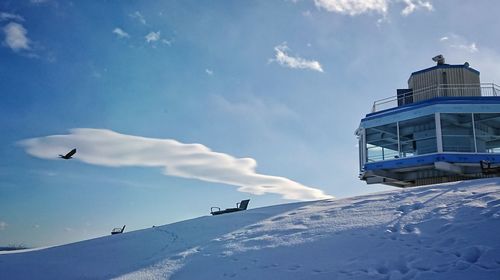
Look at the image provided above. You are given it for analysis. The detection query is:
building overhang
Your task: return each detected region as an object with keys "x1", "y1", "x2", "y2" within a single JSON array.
[
  {"x1": 361, "y1": 153, "x2": 500, "y2": 187},
  {"x1": 360, "y1": 96, "x2": 500, "y2": 129}
]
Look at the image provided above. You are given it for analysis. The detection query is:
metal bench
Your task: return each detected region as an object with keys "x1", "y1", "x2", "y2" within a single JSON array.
[
  {"x1": 111, "y1": 225, "x2": 126, "y2": 235},
  {"x1": 211, "y1": 199, "x2": 250, "y2": 216}
]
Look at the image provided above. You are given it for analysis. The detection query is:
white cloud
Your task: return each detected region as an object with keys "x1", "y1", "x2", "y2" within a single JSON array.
[
  {"x1": 0, "y1": 12, "x2": 24, "y2": 22},
  {"x1": 271, "y1": 42, "x2": 324, "y2": 72},
  {"x1": 162, "y1": 39, "x2": 172, "y2": 45},
  {"x1": 314, "y1": 0, "x2": 389, "y2": 15},
  {"x1": 145, "y1": 31, "x2": 160, "y2": 43},
  {"x1": 112, "y1": 28, "x2": 130, "y2": 38},
  {"x1": 3, "y1": 22, "x2": 30, "y2": 52},
  {"x1": 451, "y1": 42, "x2": 478, "y2": 53},
  {"x1": 0, "y1": 221, "x2": 7, "y2": 231},
  {"x1": 438, "y1": 34, "x2": 500, "y2": 82},
  {"x1": 130, "y1": 11, "x2": 146, "y2": 25},
  {"x1": 311, "y1": 0, "x2": 433, "y2": 16},
  {"x1": 440, "y1": 34, "x2": 478, "y2": 53},
  {"x1": 205, "y1": 69, "x2": 213, "y2": 75},
  {"x1": 19, "y1": 128, "x2": 331, "y2": 200},
  {"x1": 401, "y1": 0, "x2": 433, "y2": 16}
]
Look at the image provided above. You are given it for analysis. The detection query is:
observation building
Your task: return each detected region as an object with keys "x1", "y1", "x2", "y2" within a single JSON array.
[{"x1": 356, "y1": 55, "x2": 500, "y2": 187}]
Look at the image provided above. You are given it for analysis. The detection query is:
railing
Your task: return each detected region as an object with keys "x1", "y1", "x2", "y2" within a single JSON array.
[{"x1": 372, "y1": 83, "x2": 500, "y2": 113}]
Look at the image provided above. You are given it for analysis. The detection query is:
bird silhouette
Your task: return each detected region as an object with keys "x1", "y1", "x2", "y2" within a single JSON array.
[{"x1": 59, "y1": 148, "x2": 76, "y2": 159}]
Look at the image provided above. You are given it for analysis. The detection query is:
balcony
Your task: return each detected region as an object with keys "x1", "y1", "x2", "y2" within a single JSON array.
[{"x1": 372, "y1": 83, "x2": 500, "y2": 113}]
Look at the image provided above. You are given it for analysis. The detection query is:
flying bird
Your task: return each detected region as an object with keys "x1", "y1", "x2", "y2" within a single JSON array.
[{"x1": 59, "y1": 148, "x2": 76, "y2": 159}]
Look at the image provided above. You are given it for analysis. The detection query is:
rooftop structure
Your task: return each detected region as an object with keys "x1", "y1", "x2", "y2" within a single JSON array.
[{"x1": 356, "y1": 55, "x2": 500, "y2": 187}]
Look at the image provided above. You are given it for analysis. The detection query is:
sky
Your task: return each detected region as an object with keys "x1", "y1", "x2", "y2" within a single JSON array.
[{"x1": 0, "y1": 0, "x2": 499, "y2": 247}]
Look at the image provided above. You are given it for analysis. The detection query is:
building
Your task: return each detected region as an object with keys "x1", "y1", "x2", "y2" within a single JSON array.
[{"x1": 356, "y1": 55, "x2": 500, "y2": 187}]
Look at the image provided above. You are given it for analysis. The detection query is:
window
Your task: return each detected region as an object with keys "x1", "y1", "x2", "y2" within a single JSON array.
[
  {"x1": 474, "y1": 113, "x2": 500, "y2": 153},
  {"x1": 441, "y1": 113, "x2": 475, "y2": 152},
  {"x1": 365, "y1": 122, "x2": 399, "y2": 162},
  {"x1": 399, "y1": 114, "x2": 437, "y2": 157}
]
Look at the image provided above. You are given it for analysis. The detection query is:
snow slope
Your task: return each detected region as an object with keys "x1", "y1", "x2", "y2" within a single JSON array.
[{"x1": 1, "y1": 178, "x2": 500, "y2": 279}]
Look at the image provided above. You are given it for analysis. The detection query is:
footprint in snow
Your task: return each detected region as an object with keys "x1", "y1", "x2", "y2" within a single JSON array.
[
  {"x1": 270, "y1": 216, "x2": 286, "y2": 222},
  {"x1": 486, "y1": 199, "x2": 500, "y2": 207},
  {"x1": 396, "y1": 202, "x2": 424, "y2": 214},
  {"x1": 459, "y1": 246, "x2": 483, "y2": 264},
  {"x1": 309, "y1": 214, "x2": 324, "y2": 221},
  {"x1": 436, "y1": 223, "x2": 453, "y2": 233},
  {"x1": 288, "y1": 264, "x2": 301, "y2": 271}
]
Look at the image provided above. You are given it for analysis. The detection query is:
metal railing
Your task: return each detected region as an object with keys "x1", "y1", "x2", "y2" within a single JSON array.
[{"x1": 372, "y1": 83, "x2": 500, "y2": 113}]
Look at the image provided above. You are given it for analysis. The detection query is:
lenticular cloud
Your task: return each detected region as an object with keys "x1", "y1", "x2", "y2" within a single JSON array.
[{"x1": 19, "y1": 128, "x2": 331, "y2": 200}]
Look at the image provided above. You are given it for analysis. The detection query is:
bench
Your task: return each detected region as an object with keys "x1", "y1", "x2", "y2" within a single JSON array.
[
  {"x1": 211, "y1": 199, "x2": 250, "y2": 216},
  {"x1": 111, "y1": 225, "x2": 126, "y2": 235}
]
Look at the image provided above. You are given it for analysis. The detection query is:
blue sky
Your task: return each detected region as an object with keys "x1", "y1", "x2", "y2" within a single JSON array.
[{"x1": 1, "y1": 0, "x2": 499, "y2": 247}]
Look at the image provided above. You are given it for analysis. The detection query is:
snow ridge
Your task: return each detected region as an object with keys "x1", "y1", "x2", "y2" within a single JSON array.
[{"x1": 1, "y1": 178, "x2": 500, "y2": 279}]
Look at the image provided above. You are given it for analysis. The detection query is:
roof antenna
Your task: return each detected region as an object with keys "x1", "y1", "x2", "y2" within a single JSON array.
[{"x1": 432, "y1": 54, "x2": 445, "y2": 65}]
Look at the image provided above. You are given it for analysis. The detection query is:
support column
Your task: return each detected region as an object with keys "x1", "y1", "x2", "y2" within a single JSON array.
[
  {"x1": 397, "y1": 121, "x2": 401, "y2": 157},
  {"x1": 471, "y1": 113, "x2": 478, "y2": 153},
  {"x1": 435, "y1": 113, "x2": 443, "y2": 153}
]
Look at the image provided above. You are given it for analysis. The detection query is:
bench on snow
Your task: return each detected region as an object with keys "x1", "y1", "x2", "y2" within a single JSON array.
[
  {"x1": 211, "y1": 199, "x2": 250, "y2": 216},
  {"x1": 111, "y1": 225, "x2": 126, "y2": 235}
]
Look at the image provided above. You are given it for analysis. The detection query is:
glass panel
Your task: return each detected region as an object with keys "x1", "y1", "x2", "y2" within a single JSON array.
[
  {"x1": 441, "y1": 113, "x2": 475, "y2": 152},
  {"x1": 359, "y1": 136, "x2": 364, "y2": 171},
  {"x1": 365, "y1": 122, "x2": 399, "y2": 162},
  {"x1": 399, "y1": 114, "x2": 437, "y2": 157},
  {"x1": 474, "y1": 113, "x2": 500, "y2": 153}
]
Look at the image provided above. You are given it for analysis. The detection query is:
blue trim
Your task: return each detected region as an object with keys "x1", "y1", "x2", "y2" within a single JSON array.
[
  {"x1": 410, "y1": 64, "x2": 480, "y2": 76},
  {"x1": 364, "y1": 97, "x2": 500, "y2": 120},
  {"x1": 364, "y1": 153, "x2": 500, "y2": 171}
]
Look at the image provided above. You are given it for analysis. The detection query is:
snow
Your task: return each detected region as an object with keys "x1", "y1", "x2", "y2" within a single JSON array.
[{"x1": 1, "y1": 178, "x2": 500, "y2": 279}]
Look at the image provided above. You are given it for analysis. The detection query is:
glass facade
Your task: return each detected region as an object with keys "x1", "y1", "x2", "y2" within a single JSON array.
[
  {"x1": 474, "y1": 113, "x2": 500, "y2": 153},
  {"x1": 366, "y1": 122, "x2": 398, "y2": 162},
  {"x1": 399, "y1": 115, "x2": 437, "y2": 157},
  {"x1": 362, "y1": 113, "x2": 500, "y2": 164},
  {"x1": 441, "y1": 113, "x2": 475, "y2": 152},
  {"x1": 365, "y1": 114, "x2": 436, "y2": 162}
]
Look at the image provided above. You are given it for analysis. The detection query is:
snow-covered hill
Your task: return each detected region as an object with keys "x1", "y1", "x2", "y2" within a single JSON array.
[{"x1": 1, "y1": 178, "x2": 500, "y2": 280}]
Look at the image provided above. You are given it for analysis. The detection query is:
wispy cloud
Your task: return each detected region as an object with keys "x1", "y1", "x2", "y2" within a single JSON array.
[
  {"x1": 271, "y1": 42, "x2": 324, "y2": 72},
  {"x1": 2, "y1": 22, "x2": 31, "y2": 52},
  {"x1": 453, "y1": 42, "x2": 478, "y2": 53},
  {"x1": 205, "y1": 69, "x2": 214, "y2": 75},
  {"x1": 0, "y1": 221, "x2": 7, "y2": 231},
  {"x1": 162, "y1": 38, "x2": 172, "y2": 46},
  {"x1": 0, "y1": 12, "x2": 24, "y2": 22},
  {"x1": 145, "y1": 31, "x2": 160, "y2": 43},
  {"x1": 313, "y1": 0, "x2": 389, "y2": 15},
  {"x1": 130, "y1": 11, "x2": 146, "y2": 25},
  {"x1": 401, "y1": 0, "x2": 433, "y2": 16},
  {"x1": 112, "y1": 28, "x2": 130, "y2": 39},
  {"x1": 439, "y1": 33, "x2": 478, "y2": 53},
  {"x1": 19, "y1": 129, "x2": 331, "y2": 200},
  {"x1": 437, "y1": 33, "x2": 500, "y2": 82},
  {"x1": 312, "y1": 0, "x2": 433, "y2": 16}
]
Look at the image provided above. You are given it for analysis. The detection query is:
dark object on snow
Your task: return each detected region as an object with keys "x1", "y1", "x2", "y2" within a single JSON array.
[
  {"x1": 59, "y1": 148, "x2": 76, "y2": 159},
  {"x1": 211, "y1": 199, "x2": 250, "y2": 216},
  {"x1": 480, "y1": 160, "x2": 500, "y2": 174},
  {"x1": 111, "y1": 225, "x2": 126, "y2": 235}
]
